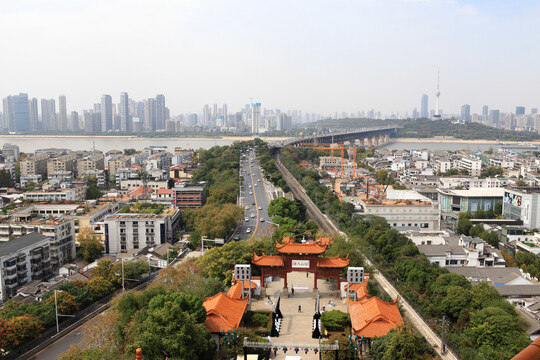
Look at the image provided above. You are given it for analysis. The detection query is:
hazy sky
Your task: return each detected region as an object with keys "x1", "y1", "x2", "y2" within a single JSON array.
[{"x1": 2, "y1": 0, "x2": 539, "y2": 116}]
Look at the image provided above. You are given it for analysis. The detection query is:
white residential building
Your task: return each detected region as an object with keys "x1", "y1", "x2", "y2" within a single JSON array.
[
  {"x1": 457, "y1": 157, "x2": 482, "y2": 177},
  {"x1": 0, "y1": 233, "x2": 52, "y2": 302}
]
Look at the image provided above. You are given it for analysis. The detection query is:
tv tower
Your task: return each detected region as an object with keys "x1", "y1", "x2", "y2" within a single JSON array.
[{"x1": 434, "y1": 70, "x2": 441, "y2": 119}]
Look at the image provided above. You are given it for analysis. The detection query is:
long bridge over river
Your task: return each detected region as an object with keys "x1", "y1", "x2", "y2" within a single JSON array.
[{"x1": 271, "y1": 126, "x2": 398, "y2": 150}]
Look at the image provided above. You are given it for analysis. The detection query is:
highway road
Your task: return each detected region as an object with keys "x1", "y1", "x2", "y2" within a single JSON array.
[{"x1": 236, "y1": 148, "x2": 274, "y2": 240}]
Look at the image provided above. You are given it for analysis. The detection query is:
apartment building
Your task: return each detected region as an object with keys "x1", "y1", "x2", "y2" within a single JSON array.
[
  {"x1": 104, "y1": 209, "x2": 181, "y2": 254},
  {"x1": 47, "y1": 153, "x2": 78, "y2": 177},
  {"x1": 356, "y1": 190, "x2": 439, "y2": 231},
  {"x1": 2, "y1": 143, "x2": 20, "y2": 163},
  {"x1": 20, "y1": 154, "x2": 49, "y2": 178},
  {"x1": 434, "y1": 159, "x2": 452, "y2": 174},
  {"x1": 171, "y1": 183, "x2": 207, "y2": 210},
  {"x1": 23, "y1": 181, "x2": 86, "y2": 202},
  {"x1": 0, "y1": 232, "x2": 52, "y2": 302},
  {"x1": 108, "y1": 156, "x2": 131, "y2": 180},
  {"x1": 438, "y1": 177, "x2": 511, "y2": 190},
  {"x1": 77, "y1": 153, "x2": 105, "y2": 177},
  {"x1": 456, "y1": 157, "x2": 482, "y2": 177},
  {"x1": 0, "y1": 218, "x2": 75, "y2": 270}
]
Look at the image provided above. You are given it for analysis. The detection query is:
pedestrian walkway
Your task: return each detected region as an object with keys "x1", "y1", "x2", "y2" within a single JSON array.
[{"x1": 251, "y1": 271, "x2": 347, "y2": 360}]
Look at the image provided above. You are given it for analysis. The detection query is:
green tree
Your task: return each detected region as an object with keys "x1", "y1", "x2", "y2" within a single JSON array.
[
  {"x1": 123, "y1": 148, "x2": 137, "y2": 156},
  {"x1": 10, "y1": 314, "x2": 44, "y2": 343},
  {"x1": 77, "y1": 228, "x2": 103, "y2": 262},
  {"x1": 88, "y1": 276, "x2": 114, "y2": 299},
  {"x1": 457, "y1": 213, "x2": 472, "y2": 235},
  {"x1": 0, "y1": 169, "x2": 12, "y2": 187},
  {"x1": 376, "y1": 169, "x2": 394, "y2": 185},
  {"x1": 0, "y1": 318, "x2": 18, "y2": 351},
  {"x1": 45, "y1": 291, "x2": 78, "y2": 315},
  {"x1": 370, "y1": 324, "x2": 436, "y2": 360},
  {"x1": 126, "y1": 293, "x2": 216, "y2": 359}
]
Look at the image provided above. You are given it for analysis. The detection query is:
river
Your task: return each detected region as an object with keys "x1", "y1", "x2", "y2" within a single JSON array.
[{"x1": 0, "y1": 135, "x2": 532, "y2": 153}]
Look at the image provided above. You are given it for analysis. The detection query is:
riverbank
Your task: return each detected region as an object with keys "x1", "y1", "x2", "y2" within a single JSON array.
[
  {"x1": 0, "y1": 134, "x2": 293, "y2": 141},
  {"x1": 393, "y1": 137, "x2": 540, "y2": 145}
]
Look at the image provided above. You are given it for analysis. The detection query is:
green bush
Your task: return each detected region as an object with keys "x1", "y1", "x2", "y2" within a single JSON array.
[{"x1": 321, "y1": 310, "x2": 350, "y2": 331}]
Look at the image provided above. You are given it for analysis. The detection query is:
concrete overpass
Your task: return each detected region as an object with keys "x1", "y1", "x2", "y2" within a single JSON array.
[{"x1": 271, "y1": 127, "x2": 398, "y2": 151}]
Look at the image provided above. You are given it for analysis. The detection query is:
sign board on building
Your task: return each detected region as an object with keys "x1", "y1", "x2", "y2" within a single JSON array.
[
  {"x1": 234, "y1": 264, "x2": 251, "y2": 281},
  {"x1": 347, "y1": 267, "x2": 364, "y2": 284},
  {"x1": 157, "y1": 259, "x2": 168, "y2": 269},
  {"x1": 504, "y1": 192, "x2": 522, "y2": 207},
  {"x1": 291, "y1": 260, "x2": 310, "y2": 268}
]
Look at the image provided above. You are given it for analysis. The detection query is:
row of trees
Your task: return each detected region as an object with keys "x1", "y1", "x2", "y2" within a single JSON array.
[
  {"x1": 267, "y1": 197, "x2": 318, "y2": 239},
  {"x1": 0, "y1": 259, "x2": 149, "y2": 353}
]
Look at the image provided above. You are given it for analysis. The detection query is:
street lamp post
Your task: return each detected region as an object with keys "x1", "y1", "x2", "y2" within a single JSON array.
[{"x1": 54, "y1": 290, "x2": 75, "y2": 333}]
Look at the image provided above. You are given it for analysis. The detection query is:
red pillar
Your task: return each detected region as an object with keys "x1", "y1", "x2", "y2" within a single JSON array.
[
  {"x1": 336, "y1": 274, "x2": 341, "y2": 290},
  {"x1": 260, "y1": 268, "x2": 265, "y2": 287},
  {"x1": 314, "y1": 272, "x2": 318, "y2": 290},
  {"x1": 283, "y1": 271, "x2": 288, "y2": 289}
]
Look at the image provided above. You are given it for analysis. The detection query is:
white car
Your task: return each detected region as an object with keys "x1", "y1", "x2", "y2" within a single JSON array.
[
  {"x1": 251, "y1": 213, "x2": 256, "y2": 218},
  {"x1": 246, "y1": 228, "x2": 251, "y2": 233},
  {"x1": 245, "y1": 217, "x2": 249, "y2": 222},
  {"x1": 258, "y1": 206, "x2": 262, "y2": 210},
  {"x1": 260, "y1": 218, "x2": 265, "y2": 222},
  {"x1": 249, "y1": 191, "x2": 253, "y2": 195}
]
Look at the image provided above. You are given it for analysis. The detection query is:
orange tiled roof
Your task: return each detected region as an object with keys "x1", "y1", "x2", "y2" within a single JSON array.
[
  {"x1": 128, "y1": 186, "x2": 154, "y2": 196},
  {"x1": 227, "y1": 281, "x2": 257, "y2": 299},
  {"x1": 317, "y1": 255, "x2": 349, "y2": 268},
  {"x1": 156, "y1": 188, "x2": 172, "y2": 195},
  {"x1": 316, "y1": 237, "x2": 333, "y2": 246},
  {"x1": 275, "y1": 241, "x2": 327, "y2": 254},
  {"x1": 252, "y1": 253, "x2": 284, "y2": 267},
  {"x1": 131, "y1": 164, "x2": 142, "y2": 171},
  {"x1": 345, "y1": 277, "x2": 370, "y2": 301},
  {"x1": 512, "y1": 336, "x2": 540, "y2": 359},
  {"x1": 282, "y1": 236, "x2": 294, "y2": 243},
  {"x1": 350, "y1": 297, "x2": 403, "y2": 338},
  {"x1": 203, "y1": 292, "x2": 248, "y2": 333}
]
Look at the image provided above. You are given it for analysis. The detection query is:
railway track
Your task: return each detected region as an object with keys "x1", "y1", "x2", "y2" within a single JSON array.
[{"x1": 274, "y1": 154, "x2": 339, "y2": 235}]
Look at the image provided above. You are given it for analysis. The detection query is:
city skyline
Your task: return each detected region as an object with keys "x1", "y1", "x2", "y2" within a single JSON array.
[{"x1": 1, "y1": 1, "x2": 539, "y2": 115}]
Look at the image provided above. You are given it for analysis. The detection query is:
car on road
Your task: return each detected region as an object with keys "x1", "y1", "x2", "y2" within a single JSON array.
[
  {"x1": 258, "y1": 179, "x2": 261, "y2": 182},
  {"x1": 246, "y1": 228, "x2": 251, "y2": 233},
  {"x1": 254, "y1": 184, "x2": 257, "y2": 187},
  {"x1": 234, "y1": 234, "x2": 241, "y2": 241},
  {"x1": 251, "y1": 213, "x2": 256, "y2": 218},
  {"x1": 258, "y1": 206, "x2": 262, "y2": 210},
  {"x1": 260, "y1": 218, "x2": 265, "y2": 222},
  {"x1": 245, "y1": 206, "x2": 249, "y2": 210},
  {"x1": 249, "y1": 185, "x2": 252, "y2": 189},
  {"x1": 249, "y1": 191, "x2": 253, "y2": 195},
  {"x1": 252, "y1": 201, "x2": 255, "y2": 205},
  {"x1": 245, "y1": 217, "x2": 249, "y2": 222}
]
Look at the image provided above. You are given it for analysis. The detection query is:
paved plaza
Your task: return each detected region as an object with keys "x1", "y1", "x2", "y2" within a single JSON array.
[{"x1": 250, "y1": 271, "x2": 348, "y2": 360}]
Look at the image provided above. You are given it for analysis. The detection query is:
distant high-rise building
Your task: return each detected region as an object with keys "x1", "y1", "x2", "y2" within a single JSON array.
[
  {"x1": 411, "y1": 107, "x2": 419, "y2": 119},
  {"x1": 101, "y1": 95, "x2": 113, "y2": 132},
  {"x1": 420, "y1": 94, "x2": 428, "y2": 118},
  {"x1": 41, "y1": 98, "x2": 56, "y2": 131},
  {"x1": 119, "y1": 92, "x2": 131, "y2": 132},
  {"x1": 489, "y1": 110, "x2": 501, "y2": 128},
  {"x1": 277, "y1": 113, "x2": 292, "y2": 131},
  {"x1": 58, "y1": 95, "x2": 67, "y2": 131},
  {"x1": 482, "y1": 105, "x2": 489, "y2": 116},
  {"x1": 532, "y1": 108, "x2": 538, "y2": 115},
  {"x1": 433, "y1": 70, "x2": 441, "y2": 119},
  {"x1": 156, "y1": 94, "x2": 166, "y2": 130},
  {"x1": 202, "y1": 104, "x2": 210, "y2": 126},
  {"x1": 3, "y1": 93, "x2": 30, "y2": 131},
  {"x1": 71, "y1": 111, "x2": 79, "y2": 132},
  {"x1": 516, "y1": 106, "x2": 525, "y2": 115},
  {"x1": 222, "y1": 104, "x2": 228, "y2": 125},
  {"x1": 461, "y1": 104, "x2": 471, "y2": 122},
  {"x1": 29, "y1": 98, "x2": 38, "y2": 131},
  {"x1": 251, "y1": 103, "x2": 261, "y2": 134},
  {"x1": 144, "y1": 98, "x2": 157, "y2": 131}
]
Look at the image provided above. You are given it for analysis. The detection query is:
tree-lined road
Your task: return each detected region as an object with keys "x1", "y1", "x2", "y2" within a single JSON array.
[{"x1": 236, "y1": 148, "x2": 273, "y2": 240}]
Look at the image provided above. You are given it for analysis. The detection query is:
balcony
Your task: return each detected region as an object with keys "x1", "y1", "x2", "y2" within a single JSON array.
[
  {"x1": 17, "y1": 256, "x2": 26, "y2": 263},
  {"x1": 3, "y1": 272, "x2": 17, "y2": 280},
  {"x1": 3, "y1": 262, "x2": 16, "y2": 270}
]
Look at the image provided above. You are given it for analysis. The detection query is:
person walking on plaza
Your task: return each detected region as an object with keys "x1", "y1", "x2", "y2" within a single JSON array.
[
  {"x1": 291, "y1": 286, "x2": 294, "y2": 295},
  {"x1": 298, "y1": 305, "x2": 301, "y2": 312}
]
